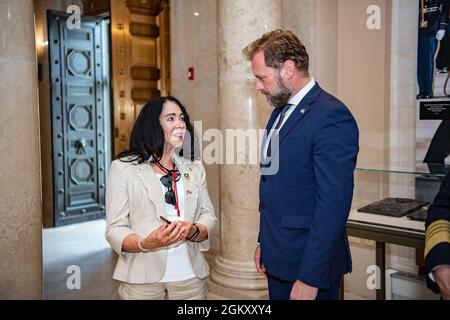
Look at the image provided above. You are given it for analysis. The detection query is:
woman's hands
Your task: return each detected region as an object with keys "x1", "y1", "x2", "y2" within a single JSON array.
[
  {"x1": 180, "y1": 222, "x2": 208, "y2": 242},
  {"x1": 140, "y1": 221, "x2": 186, "y2": 250},
  {"x1": 122, "y1": 221, "x2": 208, "y2": 253},
  {"x1": 180, "y1": 221, "x2": 196, "y2": 241}
]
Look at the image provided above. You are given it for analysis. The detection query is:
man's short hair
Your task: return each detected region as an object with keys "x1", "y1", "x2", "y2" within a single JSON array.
[{"x1": 242, "y1": 29, "x2": 309, "y2": 77}]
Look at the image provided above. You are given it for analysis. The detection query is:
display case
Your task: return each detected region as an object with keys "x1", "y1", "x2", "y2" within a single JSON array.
[{"x1": 346, "y1": 161, "x2": 448, "y2": 300}]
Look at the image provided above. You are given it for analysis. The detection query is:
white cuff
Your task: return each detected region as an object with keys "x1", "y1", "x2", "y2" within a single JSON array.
[{"x1": 429, "y1": 264, "x2": 450, "y2": 282}]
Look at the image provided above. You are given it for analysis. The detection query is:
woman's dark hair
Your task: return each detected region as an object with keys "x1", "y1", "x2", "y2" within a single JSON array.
[{"x1": 117, "y1": 96, "x2": 197, "y2": 163}]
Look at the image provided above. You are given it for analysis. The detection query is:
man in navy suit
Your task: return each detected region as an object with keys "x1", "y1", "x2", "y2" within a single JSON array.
[{"x1": 243, "y1": 29, "x2": 359, "y2": 300}]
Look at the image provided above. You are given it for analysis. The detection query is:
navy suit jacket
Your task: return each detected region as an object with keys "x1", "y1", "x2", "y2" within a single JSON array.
[{"x1": 259, "y1": 83, "x2": 359, "y2": 289}]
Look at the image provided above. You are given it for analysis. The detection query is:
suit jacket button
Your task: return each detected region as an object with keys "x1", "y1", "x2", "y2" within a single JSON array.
[
  {"x1": 261, "y1": 176, "x2": 266, "y2": 182},
  {"x1": 260, "y1": 204, "x2": 265, "y2": 210}
]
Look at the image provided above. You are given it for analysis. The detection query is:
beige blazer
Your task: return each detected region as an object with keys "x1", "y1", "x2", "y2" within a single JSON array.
[{"x1": 105, "y1": 153, "x2": 217, "y2": 284}]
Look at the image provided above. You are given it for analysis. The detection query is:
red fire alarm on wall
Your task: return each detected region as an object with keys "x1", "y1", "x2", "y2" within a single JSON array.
[{"x1": 188, "y1": 67, "x2": 194, "y2": 80}]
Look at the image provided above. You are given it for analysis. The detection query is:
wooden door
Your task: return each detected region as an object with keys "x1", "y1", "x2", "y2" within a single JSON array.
[{"x1": 111, "y1": 0, "x2": 171, "y2": 155}]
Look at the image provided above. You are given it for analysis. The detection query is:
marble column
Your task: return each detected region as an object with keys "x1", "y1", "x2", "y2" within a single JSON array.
[
  {"x1": 387, "y1": 0, "x2": 421, "y2": 275},
  {"x1": 209, "y1": 0, "x2": 282, "y2": 292},
  {"x1": 282, "y1": 0, "x2": 317, "y2": 76},
  {"x1": 389, "y1": 0, "x2": 418, "y2": 170},
  {"x1": 0, "y1": 0, "x2": 43, "y2": 299}
]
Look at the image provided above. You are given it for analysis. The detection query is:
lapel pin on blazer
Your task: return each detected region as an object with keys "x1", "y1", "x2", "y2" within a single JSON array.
[
  {"x1": 300, "y1": 108, "x2": 305, "y2": 113},
  {"x1": 184, "y1": 173, "x2": 190, "y2": 181}
]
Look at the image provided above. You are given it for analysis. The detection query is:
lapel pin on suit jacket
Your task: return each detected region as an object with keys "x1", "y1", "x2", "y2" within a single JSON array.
[{"x1": 300, "y1": 108, "x2": 305, "y2": 113}]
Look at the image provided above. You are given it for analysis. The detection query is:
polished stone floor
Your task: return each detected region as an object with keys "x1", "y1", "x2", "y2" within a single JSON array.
[
  {"x1": 43, "y1": 219, "x2": 119, "y2": 299},
  {"x1": 43, "y1": 219, "x2": 362, "y2": 300},
  {"x1": 43, "y1": 219, "x2": 226, "y2": 300}
]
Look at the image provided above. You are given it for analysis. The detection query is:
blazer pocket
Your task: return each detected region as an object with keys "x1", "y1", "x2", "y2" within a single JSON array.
[{"x1": 281, "y1": 215, "x2": 313, "y2": 229}]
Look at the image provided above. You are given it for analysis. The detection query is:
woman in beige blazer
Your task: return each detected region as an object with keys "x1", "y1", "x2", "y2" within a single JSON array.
[{"x1": 105, "y1": 96, "x2": 216, "y2": 300}]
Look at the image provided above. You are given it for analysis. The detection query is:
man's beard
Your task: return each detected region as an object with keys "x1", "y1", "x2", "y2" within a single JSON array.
[{"x1": 263, "y1": 74, "x2": 292, "y2": 107}]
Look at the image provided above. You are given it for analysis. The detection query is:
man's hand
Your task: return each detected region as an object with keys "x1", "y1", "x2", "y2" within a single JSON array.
[
  {"x1": 290, "y1": 280, "x2": 318, "y2": 300},
  {"x1": 433, "y1": 265, "x2": 450, "y2": 300},
  {"x1": 254, "y1": 245, "x2": 267, "y2": 277}
]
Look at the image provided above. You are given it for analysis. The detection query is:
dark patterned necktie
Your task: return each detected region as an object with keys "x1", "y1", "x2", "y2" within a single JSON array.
[
  {"x1": 274, "y1": 104, "x2": 291, "y2": 129},
  {"x1": 266, "y1": 104, "x2": 291, "y2": 158}
]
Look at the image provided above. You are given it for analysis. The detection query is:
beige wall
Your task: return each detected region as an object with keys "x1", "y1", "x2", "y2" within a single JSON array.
[
  {"x1": 0, "y1": 0, "x2": 43, "y2": 299},
  {"x1": 283, "y1": 0, "x2": 317, "y2": 76},
  {"x1": 170, "y1": 0, "x2": 221, "y2": 256},
  {"x1": 337, "y1": 0, "x2": 390, "y2": 165},
  {"x1": 284, "y1": 0, "x2": 391, "y2": 165},
  {"x1": 337, "y1": 0, "x2": 390, "y2": 300},
  {"x1": 282, "y1": 0, "x2": 338, "y2": 95},
  {"x1": 315, "y1": 0, "x2": 338, "y2": 95}
]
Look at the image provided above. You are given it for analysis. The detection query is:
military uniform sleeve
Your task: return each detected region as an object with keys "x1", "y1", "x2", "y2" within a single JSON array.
[
  {"x1": 425, "y1": 172, "x2": 450, "y2": 293},
  {"x1": 440, "y1": 0, "x2": 450, "y2": 31}
]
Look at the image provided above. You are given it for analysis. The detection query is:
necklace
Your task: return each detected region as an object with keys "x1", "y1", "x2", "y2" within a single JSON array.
[
  {"x1": 154, "y1": 160, "x2": 181, "y2": 217},
  {"x1": 155, "y1": 160, "x2": 180, "y2": 181}
]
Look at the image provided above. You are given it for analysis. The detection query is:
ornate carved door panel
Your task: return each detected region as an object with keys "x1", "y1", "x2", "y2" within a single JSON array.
[{"x1": 47, "y1": 10, "x2": 108, "y2": 226}]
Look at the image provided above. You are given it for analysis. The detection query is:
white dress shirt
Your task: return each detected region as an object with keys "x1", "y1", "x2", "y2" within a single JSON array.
[
  {"x1": 156, "y1": 173, "x2": 196, "y2": 282},
  {"x1": 428, "y1": 264, "x2": 450, "y2": 283}
]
